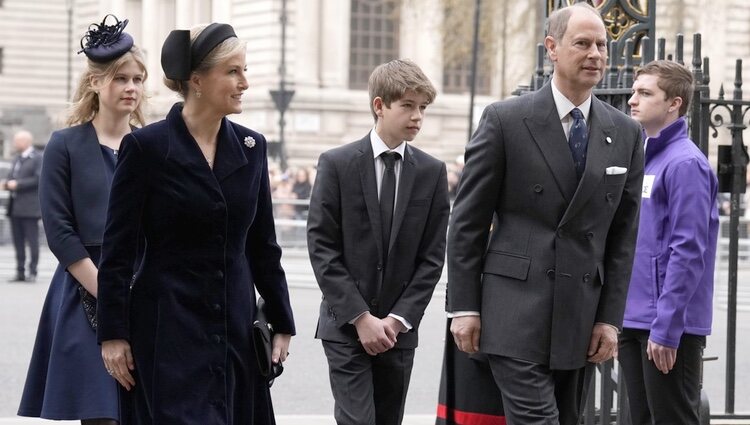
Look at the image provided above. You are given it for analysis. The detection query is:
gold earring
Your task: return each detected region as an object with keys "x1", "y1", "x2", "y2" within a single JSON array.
[{"x1": 196, "y1": 90, "x2": 202, "y2": 98}]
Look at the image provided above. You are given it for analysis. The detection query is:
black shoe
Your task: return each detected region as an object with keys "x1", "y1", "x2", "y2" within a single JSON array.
[
  {"x1": 8, "y1": 275, "x2": 26, "y2": 283},
  {"x1": 27, "y1": 274, "x2": 37, "y2": 283}
]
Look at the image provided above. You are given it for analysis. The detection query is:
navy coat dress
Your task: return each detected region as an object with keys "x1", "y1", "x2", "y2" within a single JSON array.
[
  {"x1": 97, "y1": 104, "x2": 296, "y2": 425},
  {"x1": 18, "y1": 122, "x2": 121, "y2": 420}
]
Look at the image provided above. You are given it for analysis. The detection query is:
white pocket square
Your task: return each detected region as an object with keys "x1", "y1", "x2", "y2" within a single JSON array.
[{"x1": 605, "y1": 166, "x2": 628, "y2": 175}]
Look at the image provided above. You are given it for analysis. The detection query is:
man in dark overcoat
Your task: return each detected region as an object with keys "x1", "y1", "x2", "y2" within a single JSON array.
[{"x1": 3, "y1": 130, "x2": 42, "y2": 282}]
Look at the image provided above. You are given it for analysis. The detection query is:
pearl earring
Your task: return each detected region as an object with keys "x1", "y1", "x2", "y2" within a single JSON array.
[{"x1": 196, "y1": 90, "x2": 202, "y2": 99}]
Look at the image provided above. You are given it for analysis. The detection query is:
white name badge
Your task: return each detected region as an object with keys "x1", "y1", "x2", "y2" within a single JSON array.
[{"x1": 642, "y1": 175, "x2": 655, "y2": 198}]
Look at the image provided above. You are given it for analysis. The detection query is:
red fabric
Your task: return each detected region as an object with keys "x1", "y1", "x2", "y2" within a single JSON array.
[{"x1": 437, "y1": 404, "x2": 507, "y2": 425}]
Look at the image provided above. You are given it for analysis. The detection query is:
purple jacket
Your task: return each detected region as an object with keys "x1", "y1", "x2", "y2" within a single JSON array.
[{"x1": 623, "y1": 117, "x2": 718, "y2": 348}]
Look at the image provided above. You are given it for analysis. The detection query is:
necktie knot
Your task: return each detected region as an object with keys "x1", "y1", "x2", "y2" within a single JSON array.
[
  {"x1": 570, "y1": 108, "x2": 584, "y2": 120},
  {"x1": 381, "y1": 151, "x2": 400, "y2": 170}
]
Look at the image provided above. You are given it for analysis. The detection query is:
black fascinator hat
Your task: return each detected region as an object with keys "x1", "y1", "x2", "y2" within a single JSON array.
[
  {"x1": 79, "y1": 14, "x2": 134, "y2": 63},
  {"x1": 161, "y1": 23, "x2": 237, "y2": 81}
]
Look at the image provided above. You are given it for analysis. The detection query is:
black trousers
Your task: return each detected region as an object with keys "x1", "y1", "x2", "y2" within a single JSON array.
[
  {"x1": 322, "y1": 340, "x2": 415, "y2": 425},
  {"x1": 619, "y1": 328, "x2": 705, "y2": 425},
  {"x1": 487, "y1": 354, "x2": 594, "y2": 425},
  {"x1": 10, "y1": 217, "x2": 39, "y2": 277}
]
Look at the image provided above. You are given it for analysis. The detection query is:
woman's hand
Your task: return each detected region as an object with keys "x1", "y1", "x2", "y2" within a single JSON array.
[
  {"x1": 102, "y1": 339, "x2": 136, "y2": 390},
  {"x1": 272, "y1": 333, "x2": 292, "y2": 364}
]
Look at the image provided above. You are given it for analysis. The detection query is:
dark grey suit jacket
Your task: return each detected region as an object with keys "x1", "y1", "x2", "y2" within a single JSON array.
[
  {"x1": 308, "y1": 135, "x2": 450, "y2": 349},
  {"x1": 6, "y1": 149, "x2": 42, "y2": 218},
  {"x1": 447, "y1": 84, "x2": 644, "y2": 369}
]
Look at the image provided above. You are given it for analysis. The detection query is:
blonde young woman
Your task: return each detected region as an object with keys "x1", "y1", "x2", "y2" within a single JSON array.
[
  {"x1": 96, "y1": 22, "x2": 295, "y2": 424},
  {"x1": 18, "y1": 15, "x2": 146, "y2": 425}
]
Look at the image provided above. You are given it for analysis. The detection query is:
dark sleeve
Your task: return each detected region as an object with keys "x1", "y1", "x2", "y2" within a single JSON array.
[
  {"x1": 14, "y1": 153, "x2": 42, "y2": 193},
  {"x1": 389, "y1": 162, "x2": 450, "y2": 328},
  {"x1": 246, "y1": 134, "x2": 296, "y2": 335},
  {"x1": 596, "y1": 124, "x2": 645, "y2": 327},
  {"x1": 39, "y1": 132, "x2": 90, "y2": 268},
  {"x1": 307, "y1": 152, "x2": 370, "y2": 325},
  {"x1": 447, "y1": 104, "x2": 506, "y2": 312},
  {"x1": 97, "y1": 133, "x2": 149, "y2": 343}
]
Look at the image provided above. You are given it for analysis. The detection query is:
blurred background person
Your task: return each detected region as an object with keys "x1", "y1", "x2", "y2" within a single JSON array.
[
  {"x1": 2, "y1": 130, "x2": 42, "y2": 283},
  {"x1": 17, "y1": 15, "x2": 146, "y2": 425},
  {"x1": 97, "y1": 22, "x2": 295, "y2": 425}
]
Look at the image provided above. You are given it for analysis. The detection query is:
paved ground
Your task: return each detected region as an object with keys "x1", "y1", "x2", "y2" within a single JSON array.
[{"x1": 1, "y1": 243, "x2": 749, "y2": 424}]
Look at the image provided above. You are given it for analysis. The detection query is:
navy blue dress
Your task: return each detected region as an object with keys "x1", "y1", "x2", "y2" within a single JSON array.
[{"x1": 18, "y1": 137, "x2": 120, "y2": 421}]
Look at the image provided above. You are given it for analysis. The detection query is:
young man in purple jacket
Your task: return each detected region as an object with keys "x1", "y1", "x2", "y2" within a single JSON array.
[{"x1": 621, "y1": 60, "x2": 719, "y2": 424}]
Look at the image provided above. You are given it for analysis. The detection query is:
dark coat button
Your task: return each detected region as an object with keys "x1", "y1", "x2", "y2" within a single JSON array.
[
  {"x1": 546, "y1": 269, "x2": 555, "y2": 279},
  {"x1": 370, "y1": 298, "x2": 378, "y2": 306},
  {"x1": 586, "y1": 232, "x2": 594, "y2": 240},
  {"x1": 211, "y1": 334, "x2": 222, "y2": 344},
  {"x1": 533, "y1": 184, "x2": 543, "y2": 193},
  {"x1": 376, "y1": 263, "x2": 383, "y2": 271},
  {"x1": 583, "y1": 273, "x2": 592, "y2": 283},
  {"x1": 606, "y1": 193, "x2": 614, "y2": 201},
  {"x1": 215, "y1": 270, "x2": 224, "y2": 280},
  {"x1": 211, "y1": 303, "x2": 222, "y2": 312}
]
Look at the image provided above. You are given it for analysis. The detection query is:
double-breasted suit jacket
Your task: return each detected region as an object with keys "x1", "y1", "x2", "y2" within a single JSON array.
[
  {"x1": 448, "y1": 84, "x2": 644, "y2": 370},
  {"x1": 6, "y1": 148, "x2": 42, "y2": 219},
  {"x1": 97, "y1": 104, "x2": 295, "y2": 425},
  {"x1": 308, "y1": 135, "x2": 450, "y2": 349}
]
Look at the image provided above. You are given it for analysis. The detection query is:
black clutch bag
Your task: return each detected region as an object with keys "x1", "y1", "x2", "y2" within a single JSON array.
[
  {"x1": 77, "y1": 284, "x2": 97, "y2": 330},
  {"x1": 253, "y1": 297, "x2": 284, "y2": 386}
]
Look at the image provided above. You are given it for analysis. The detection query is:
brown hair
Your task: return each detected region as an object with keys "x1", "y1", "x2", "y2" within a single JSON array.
[
  {"x1": 163, "y1": 24, "x2": 247, "y2": 99},
  {"x1": 546, "y1": 2, "x2": 603, "y2": 41},
  {"x1": 635, "y1": 60, "x2": 694, "y2": 116},
  {"x1": 67, "y1": 46, "x2": 148, "y2": 126},
  {"x1": 368, "y1": 59, "x2": 437, "y2": 122}
]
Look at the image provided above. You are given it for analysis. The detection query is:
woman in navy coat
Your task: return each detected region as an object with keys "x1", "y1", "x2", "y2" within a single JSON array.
[
  {"x1": 18, "y1": 16, "x2": 147, "y2": 425},
  {"x1": 97, "y1": 23, "x2": 295, "y2": 425}
]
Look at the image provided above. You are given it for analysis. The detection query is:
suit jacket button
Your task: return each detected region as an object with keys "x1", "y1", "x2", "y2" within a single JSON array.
[
  {"x1": 605, "y1": 193, "x2": 614, "y2": 202},
  {"x1": 376, "y1": 263, "x2": 383, "y2": 271},
  {"x1": 215, "y1": 270, "x2": 224, "y2": 280},
  {"x1": 211, "y1": 334, "x2": 222, "y2": 344},
  {"x1": 583, "y1": 273, "x2": 591, "y2": 283},
  {"x1": 546, "y1": 269, "x2": 555, "y2": 279},
  {"x1": 211, "y1": 303, "x2": 222, "y2": 312},
  {"x1": 370, "y1": 298, "x2": 378, "y2": 306},
  {"x1": 585, "y1": 232, "x2": 594, "y2": 240},
  {"x1": 533, "y1": 184, "x2": 543, "y2": 193}
]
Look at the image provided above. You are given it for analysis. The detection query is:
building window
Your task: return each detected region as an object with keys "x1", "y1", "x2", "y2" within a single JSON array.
[
  {"x1": 443, "y1": 55, "x2": 491, "y2": 95},
  {"x1": 349, "y1": 0, "x2": 400, "y2": 90}
]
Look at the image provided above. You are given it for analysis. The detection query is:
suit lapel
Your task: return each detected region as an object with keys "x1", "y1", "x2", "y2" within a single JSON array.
[
  {"x1": 164, "y1": 104, "x2": 225, "y2": 196},
  {"x1": 212, "y1": 119, "x2": 248, "y2": 183},
  {"x1": 560, "y1": 96, "x2": 616, "y2": 226},
  {"x1": 357, "y1": 136, "x2": 385, "y2": 258},
  {"x1": 524, "y1": 84, "x2": 578, "y2": 203},
  {"x1": 389, "y1": 145, "x2": 416, "y2": 255}
]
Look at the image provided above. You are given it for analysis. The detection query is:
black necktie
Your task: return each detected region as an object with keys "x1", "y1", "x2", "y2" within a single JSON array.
[
  {"x1": 568, "y1": 108, "x2": 588, "y2": 180},
  {"x1": 379, "y1": 151, "x2": 399, "y2": 257}
]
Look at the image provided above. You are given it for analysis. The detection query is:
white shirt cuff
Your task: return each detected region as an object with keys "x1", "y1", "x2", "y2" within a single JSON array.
[
  {"x1": 388, "y1": 313, "x2": 412, "y2": 333},
  {"x1": 447, "y1": 311, "x2": 480, "y2": 318}
]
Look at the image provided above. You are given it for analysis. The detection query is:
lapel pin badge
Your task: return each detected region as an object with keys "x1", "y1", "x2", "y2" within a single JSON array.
[
  {"x1": 605, "y1": 136, "x2": 613, "y2": 144},
  {"x1": 244, "y1": 136, "x2": 256, "y2": 148}
]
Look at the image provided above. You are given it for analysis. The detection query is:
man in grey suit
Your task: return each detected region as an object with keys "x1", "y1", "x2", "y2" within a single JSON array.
[
  {"x1": 448, "y1": 4, "x2": 644, "y2": 424},
  {"x1": 3, "y1": 130, "x2": 42, "y2": 282},
  {"x1": 308, "y1": 59, "x2": 450, "y2": 425}
]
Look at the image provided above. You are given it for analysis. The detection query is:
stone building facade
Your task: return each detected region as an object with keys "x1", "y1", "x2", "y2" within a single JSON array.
[{"x1": 0, "y1": 0, "x2": 747, "y2": 166}]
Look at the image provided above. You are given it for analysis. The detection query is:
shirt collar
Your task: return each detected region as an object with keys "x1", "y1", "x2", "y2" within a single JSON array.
[
  {"x1": 21, "y1": 147, "x2": 34, "y2": 158},
  {"x1": 551, "y1": 79, "x2": 592, "y2": 122},
  {"x1": 370, "y1": 127, "x2": 406, "y2": 159}
]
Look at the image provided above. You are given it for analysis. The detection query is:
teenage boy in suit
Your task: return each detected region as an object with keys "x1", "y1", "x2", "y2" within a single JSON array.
[{"x1": 307, "y1": 59, "x2": 449, "y2": 425}]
